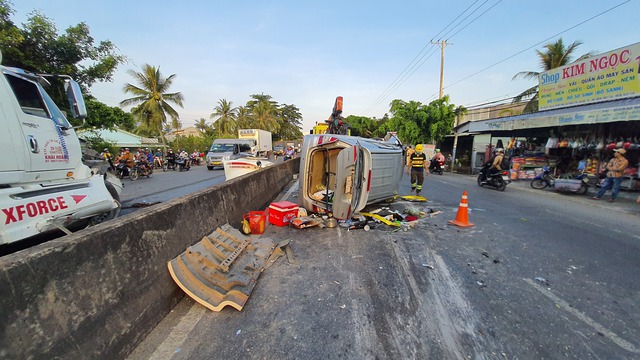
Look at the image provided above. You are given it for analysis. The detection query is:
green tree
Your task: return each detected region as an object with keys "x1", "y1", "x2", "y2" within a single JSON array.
[
  {"x1": 0, "y1": 1, "x2": 124, "y2": 89},
  {"x1": 513, "y1": 38, "x2": 594, "y2": 113},
  {"x1": 252, "y1": 99, "x2": 279, "y2": 133},
  {"x1": 85, "y1": 97, "x2": 135, "y2": 131},
  {"x1": 275, "y1": 103, "x2": 303, "y2": 141},
  {"x1": 386, "y1": 96, "x2": 456, "y2": 145},
  {"x1": 195, "y1": 118, "x2": 208, "y2": 134},
  {"x1": 120, "y1": 64, "x2": 184, "y2": 150},
  {"x1": 210, "y1": 98, "x2": 237, "y2": 137},
  {"x1": 235, "y1": 106, "x2": 252, "y2": 130}
]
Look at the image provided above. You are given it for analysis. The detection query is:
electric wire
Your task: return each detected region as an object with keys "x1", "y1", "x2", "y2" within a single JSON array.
[
  {"x1": 362, "y1": 0, "x2": 496, "y2": 115},
  {"x1": 423, "y1": 0, "x2": 631, "y2": 105}
]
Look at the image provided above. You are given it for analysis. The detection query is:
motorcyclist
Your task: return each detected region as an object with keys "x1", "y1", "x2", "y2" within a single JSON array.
[
  {"x1": 165, "y1": 148, "x2": 176, "y2": 168},
  {"x1": 179, "y1": 149, "x2": 190, "y2": 170},
  {"x1": 154, "y1": 148, "x2": 164, "y2": 167},
  {"x1": 489, "y1": 148, "x2": 505, "y2": 176},
  {"x1": 191, "y1": 149, "x2": 200, "y2": 166},
  {"x1": 429, "y1": 148, "x2": 445, "y2": 173},
  {"x1": 100, "y1": 148, "x2": 112, "y2": 160},
  {"x1": 118, "y1": 148, "x2": 134, "y2": 169},
  {"x1": 284, "y1": 146, "x2": 295, "y2": 161},
  {"x1": 145, "y1": 148, "x2": 154, "y2": 167},
  {"x1": 137, "y1": 149, "x2": 151, "y2": 175}
]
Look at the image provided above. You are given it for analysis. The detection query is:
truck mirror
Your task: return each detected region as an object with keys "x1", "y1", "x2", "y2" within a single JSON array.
[{"x1": 64, "y1": 79, "x2": 87, "y2": 119}]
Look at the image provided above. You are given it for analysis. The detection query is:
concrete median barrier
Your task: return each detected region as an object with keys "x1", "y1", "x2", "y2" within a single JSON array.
[{"x1": 0, "y1": 159, "x2": 299, "y2": 360}]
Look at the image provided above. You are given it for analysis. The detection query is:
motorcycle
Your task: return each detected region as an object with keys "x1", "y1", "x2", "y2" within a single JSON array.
[
  {"x1": 531, "y1": 166, "x2": 589, "y2": 195},
  {"x1": 429, "y1": 159, "x2": 444, "y2": 175},
  {"x1": 115, "y1": 159, "x2": 130, "y2": 179},
  {"x1": 477, "y1": 163, "x2": 510, "y2": 191},
  {"x1": 154, "y1": 156, "x2": 164, "y2": 170},
  {"x1": 130, "y1": 160, "x2": 153, "y2": 181},
  {"x1": 176, "y1": 157, "x2": 190, "y2": 172},
  {"x1": 190, "y1": 154, "x2": 201, "y2": 166},
  {"x1": 530, "y1": 165, "x2": 554, "y2": 189}
]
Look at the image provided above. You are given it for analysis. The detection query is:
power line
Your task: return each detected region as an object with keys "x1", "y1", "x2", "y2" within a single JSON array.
[
  {"x1": 361, "y1": 1, "x2": 495, "y2": 114},
  {"x1": 424, "y1": 0, "x2": 631, "y2": 105}
]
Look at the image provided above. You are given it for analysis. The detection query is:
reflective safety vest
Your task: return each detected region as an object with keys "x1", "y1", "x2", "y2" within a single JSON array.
[{"x1": 410, "y1": 153, "x2": 426, "y2": 169}]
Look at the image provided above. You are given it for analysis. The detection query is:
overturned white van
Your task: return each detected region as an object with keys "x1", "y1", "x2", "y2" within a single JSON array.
[{"x1": 298, "y1": 134, "x2": 404, "y2": 220}]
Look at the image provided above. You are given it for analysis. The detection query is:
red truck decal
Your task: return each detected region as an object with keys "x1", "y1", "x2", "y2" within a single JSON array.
[{"x1": 2, "y1": 196, "x2": 69, "y2": 224}]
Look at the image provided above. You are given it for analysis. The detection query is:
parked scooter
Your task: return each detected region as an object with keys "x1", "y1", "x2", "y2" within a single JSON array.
[
  {"x1": 477, "y1": 163, "x2": 510, "y2": 191},
  {"x1": 530, "y1": 165, "x2": 554, "y2": 189},
  {"x1": 531, "y1": 166, "x2": 589, "y2": 195}
]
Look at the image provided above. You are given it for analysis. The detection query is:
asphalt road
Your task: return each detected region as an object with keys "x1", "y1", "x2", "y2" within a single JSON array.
[{"x1": 126, "y1": 171, "x2": 640, "y2": 360}]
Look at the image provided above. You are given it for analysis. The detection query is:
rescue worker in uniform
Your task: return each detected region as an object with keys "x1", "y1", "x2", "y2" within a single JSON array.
[{"x1": 406, "y1": 144, "x2": 429, "y2": 195}]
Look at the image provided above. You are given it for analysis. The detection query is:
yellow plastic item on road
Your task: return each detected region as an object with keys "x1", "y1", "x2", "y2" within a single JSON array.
[
  {"x1": 399, "y1": 195, "x2": 427, "y2": 202},
  {"x1": 360, "y1": 212, "x2": 401, "y2": 227}
]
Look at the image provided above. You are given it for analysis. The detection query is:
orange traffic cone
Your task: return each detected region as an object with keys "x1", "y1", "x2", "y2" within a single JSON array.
[{"x1": 448, "y1": 190, "x2": 475, "y2": 227}]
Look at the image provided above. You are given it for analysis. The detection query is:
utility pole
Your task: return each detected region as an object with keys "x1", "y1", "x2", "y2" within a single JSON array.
[{"x1": 431, "y1": 40, "x2": 450, "y2": 99}]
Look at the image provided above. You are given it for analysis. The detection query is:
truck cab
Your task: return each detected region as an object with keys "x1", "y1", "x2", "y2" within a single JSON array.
[{"x1": 0, "y1": 52, "x2": 121, "y2": 245}]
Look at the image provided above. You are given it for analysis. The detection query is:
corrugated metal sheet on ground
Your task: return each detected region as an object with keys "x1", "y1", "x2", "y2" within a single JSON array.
[{"x1": 167, "y1": 224, "x2": 275, "y2": 311}]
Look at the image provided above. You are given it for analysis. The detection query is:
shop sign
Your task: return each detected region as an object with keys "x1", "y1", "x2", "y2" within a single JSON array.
[{"x1": 539, "y1": 42, "x2": 640, "y2": 111}]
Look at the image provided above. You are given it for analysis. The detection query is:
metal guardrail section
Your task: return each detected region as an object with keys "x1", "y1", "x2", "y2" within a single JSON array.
[{"x1": 167, "y1": 224, "x2": 275, "y2": 311}]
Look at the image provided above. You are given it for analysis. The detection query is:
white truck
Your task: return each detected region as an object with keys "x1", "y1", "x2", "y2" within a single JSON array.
[
  {"x1": 0, "y1": 50, "x2": 122, "y2": 245},
  {"x1": 238, "y1": 129, "x2": 272, "y2": 158}
]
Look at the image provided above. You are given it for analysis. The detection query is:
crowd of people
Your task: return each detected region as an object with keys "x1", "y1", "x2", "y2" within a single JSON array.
[{"x1": 101, "y1": 147, "x2": 204, "y2": 174}]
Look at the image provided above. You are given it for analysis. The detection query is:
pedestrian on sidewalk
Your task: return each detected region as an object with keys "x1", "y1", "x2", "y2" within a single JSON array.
[
  {"x1": 592, "y1": 148, "x2": 628, "y2": 202},
  {"x1": 407, "y1": 144, "x2": 429, "y2": 195}
]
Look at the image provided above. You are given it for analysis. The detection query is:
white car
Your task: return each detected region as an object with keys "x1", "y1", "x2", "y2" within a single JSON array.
[{"x1": 297, "y1": 134, "x2": 404, "y2": 219}]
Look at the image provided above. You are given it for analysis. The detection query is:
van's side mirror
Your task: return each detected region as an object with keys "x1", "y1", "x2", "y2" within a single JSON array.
[{"x1": 64, "y1": 79, "x2": 87, "y2": 119}]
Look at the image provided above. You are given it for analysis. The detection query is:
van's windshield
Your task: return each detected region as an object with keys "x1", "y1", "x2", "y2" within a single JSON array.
[{"x1": 209, "y1": 143, "x2": 235, "y2": 153}]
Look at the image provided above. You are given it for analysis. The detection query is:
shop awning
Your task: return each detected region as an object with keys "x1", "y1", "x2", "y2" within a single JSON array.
[{"x1": 459, "y1": 96, "x2": 640, "y2": 133}]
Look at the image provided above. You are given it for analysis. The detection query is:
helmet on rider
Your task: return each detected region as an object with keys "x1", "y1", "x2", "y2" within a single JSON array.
[
  {"x1": 415, "y1": 144, "x2": 424, "y2": 153},
  {"x1": 495, "y1": 148, "x2": 504, "y2": 154},
  {"x1": 435, "y1": 148, "x2": 440, "y2": 152}
]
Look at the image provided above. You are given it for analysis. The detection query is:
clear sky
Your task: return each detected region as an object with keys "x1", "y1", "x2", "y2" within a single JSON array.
[{"x1": 11, "y1": 0, "x2": 639, "y2": 134}]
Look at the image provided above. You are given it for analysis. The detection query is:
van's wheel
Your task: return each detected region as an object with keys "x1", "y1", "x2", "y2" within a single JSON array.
[
  {"x1": 91, "y1": 182, "x2": 121, "y2": 224},
  {"x1": 207, "y1": 166, "x2": 214, "y2": 170}
]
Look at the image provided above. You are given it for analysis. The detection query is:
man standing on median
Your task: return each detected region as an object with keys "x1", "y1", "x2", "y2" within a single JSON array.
[{"x1": 407, "y1": 144, "x2": 429, "y2": 195}]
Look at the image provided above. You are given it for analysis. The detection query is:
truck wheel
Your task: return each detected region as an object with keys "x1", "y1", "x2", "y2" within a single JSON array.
[{"x1": 91, "y1": 182, "x2": 120, "y2": 224}]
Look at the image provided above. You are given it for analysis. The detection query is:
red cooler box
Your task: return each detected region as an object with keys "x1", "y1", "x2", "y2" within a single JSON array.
[{"x1": 268, "y1": 201, "x2": 299, "y2": 226}]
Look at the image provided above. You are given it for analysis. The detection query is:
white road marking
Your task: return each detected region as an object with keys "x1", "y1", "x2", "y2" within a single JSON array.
[
  {"x1": 147, "y1": 303, "x2": 207, "y2": 360},
  {"x1": 524, "y1": 278, "x2": 639, "y2": 353}
]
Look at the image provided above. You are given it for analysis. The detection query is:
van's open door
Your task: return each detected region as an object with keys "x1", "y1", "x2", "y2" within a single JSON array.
[{"x1": 332, "y1": 144, "x2": 363, "y2": 219}]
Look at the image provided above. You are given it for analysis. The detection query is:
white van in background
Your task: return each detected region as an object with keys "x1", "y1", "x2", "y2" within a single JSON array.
[
  {"x1": 297, "y1": 134, "x2": 404, "y2": 220},
  {"x1": 205, "y1": 139, "x2": 254, "y2": 170}
]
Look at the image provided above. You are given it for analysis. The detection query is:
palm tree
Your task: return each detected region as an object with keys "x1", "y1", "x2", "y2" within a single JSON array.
[
  {"x1": 252, "y1": 100, "x2": 279, "y2": 133},
  {"x1": 210, "y1": 99, "x2": 237, "y2": 137},
  {"x1": 512, "y1": 38, "x2": 594, "y2": 113},
  {"x1": 236, "y1": 106, "x2": 252, "y2": 129},
  {"x1": 120, "y1": 64, "x2": 184, "y2": 149},
  {"x1": 195, "y1": 118, "x2": 208, "y2": 134}
]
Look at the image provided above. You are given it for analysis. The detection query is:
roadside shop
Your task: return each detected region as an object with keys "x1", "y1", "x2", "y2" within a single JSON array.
[{"x1": 444, "y1": 42, "x2": 640, "y2": 191}]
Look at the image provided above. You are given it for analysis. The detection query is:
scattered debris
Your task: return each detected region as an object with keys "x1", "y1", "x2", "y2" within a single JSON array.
[
  {"x1": 421, "y1": 263, "x2": 435, "y2": 270},
  {"x1": 481, "y1": 251, "x2": 489, "y2": 258},
  {"x1": 493, "y1": 259, "x2": 500, "y2": 264},
  {"x1": 477, "y1": 280, "x2": 487, "y2": 288},
  {"x1": 535, "y1": 277, "x2": 550, "y2": 286},
  {"x1": 340, "y1": 304, "x2": 347, "y2": 309},
  {"x1": 124, "y1": 201, "x2": 161, "y2": 209},
  {"x1": 236, "y1": 329, "x2": 241, "y2": 336},
  {"x1": 290, "y1": 216, "x2": 323, "y2": 229}
]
